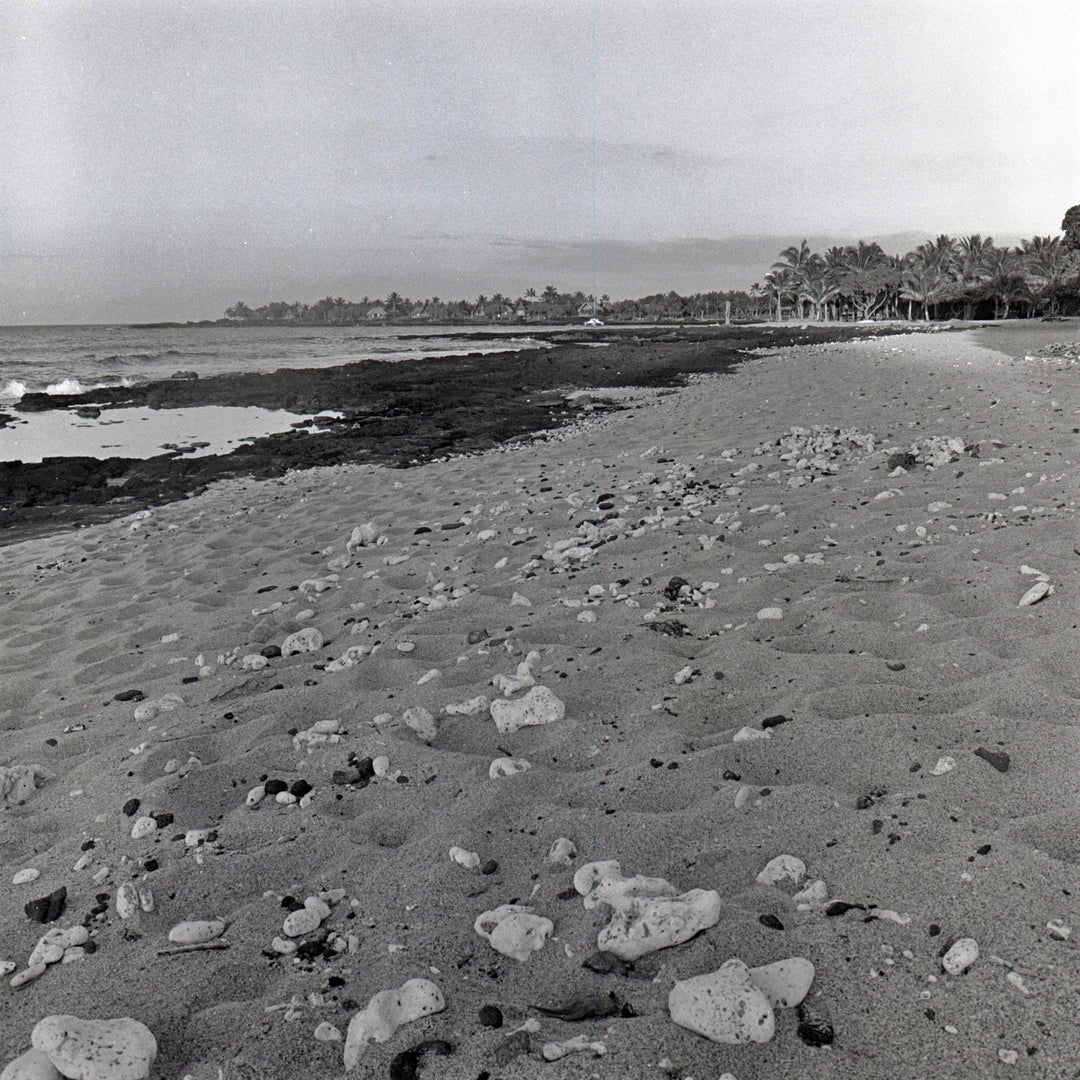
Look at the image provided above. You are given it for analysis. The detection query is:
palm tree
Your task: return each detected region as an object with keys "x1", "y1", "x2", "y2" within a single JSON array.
[
  {"x1": 956, "y1": 235, "x2": 995, "y2": 318},
  {"x1": 983, "y1": 247, "x2": 1027, "y2": 319},
  {"x1": 771, "y1": 240, "x2": 813, "y2": 319},
  {"x1": 1022, "y1": 235, "x2": 1071, "y2": 315}
]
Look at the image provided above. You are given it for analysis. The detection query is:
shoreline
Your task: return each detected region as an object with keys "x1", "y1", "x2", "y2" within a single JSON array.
[{"x1": 0, "y1": 323, "x2": 928, "y2": 546}]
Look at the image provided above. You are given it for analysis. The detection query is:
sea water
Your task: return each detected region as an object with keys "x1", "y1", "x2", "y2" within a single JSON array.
[{"x1": 0, "y1": 323, "x2": 550, "y2": 462}]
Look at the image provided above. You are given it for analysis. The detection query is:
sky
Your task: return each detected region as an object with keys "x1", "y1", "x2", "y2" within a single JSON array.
[{"x1": 2, "y1": 0, "x2": 1078, "y2": 323}]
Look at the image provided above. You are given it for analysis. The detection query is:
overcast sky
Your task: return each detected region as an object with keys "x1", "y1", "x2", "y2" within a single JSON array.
[{"x1": 3, "y1": 0, "x2": 1078, "y2": 323}]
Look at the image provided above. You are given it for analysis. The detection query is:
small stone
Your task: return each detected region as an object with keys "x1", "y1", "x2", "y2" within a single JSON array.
[
  {"x1": 449, "y1": 846, "x2": 481, "y2": 871},
  {"x1": 942, "y1": 937, "x2": 979, "y2": 975},
  {"x1": 281, "y1": 627, "x2": 324, "y2": 656},
  {"x1": 313, "y1": 1022, "x2": 342, "y2": 1042},
  {"x1": 283, "y1": 907, "x2": 322, "y2": 937},
  {"x1": 490, "y1": 685, "x2": 566, "y2": 734},
  {"x1": 478, "y1": 1005, "x2": 503, "y2": 1028},
  {"x1": 474, "y1": 905, "x2": 554, "y2": 962},
  {"x1": 0, "y1": 765, "x2": 54, "y2": 808},
  {"x1": 756, "y1": 854, "x2": 805, "y2": 888},
  {"x1": 931, "y1": 756, "x2": 956, "y2": 775},
  {"x1": 0, "y1": 1047, "x2": 64, "y2": 1079},
  {"x1": 12, "y1": 868, "x2": 40, "y2": 885},
  {"x1": 130, "y1": 817, "x2": 157, "y2": 840},
  {"x1": 747, "y1": 957, "x2": 815, "y2": 1008},
  {"x1": 343, "y1": 978, "x2": 445, "y2": 1070},
  {"x1": 116, "y1": 883, "x2": 139, "y2": 920},
  {"x1": 547, "y1": 837, "x2": 577, "y2": 866},
  {"x1": 1047, "y1": 918, "x2": 1071, "y2": 940},
  {"x1": 31, "y1": 1015, "x2": 157, "y2": 1080},
  {"x1": 245, "y1": 785, "x2": 266, "y2": 807},
  {"x1": 796, "y1": 999, "x2": 834, "y2": 1046},
  {"x1": 756, "y1": 606, "x2": 783, "y2": 620},
  {"x1": 733, "y1": 725, "x2": 771, "y2": 743},
  {"x1": 488, "y1": 757, "x2": 531, "y2": 779},
  {"x1": 121, "y1": 798, "x2": 140, "y2": 817},
  {"x1": 25, "y1": 887, "x2": 67, "y2": 924},
  {"x1": 402, "y1": 707, "x2": 438, "y2": 743},
  {"x1": 1018, "y1": 580, "x2": 1052, "y2": 607},
  {"x1": 10, "y1": 963, "x2": 48, "y2": 988},
  {"x1": 669, "y1": 960, "x2": 775, "y2": 1044},
  {"x1": 974, "y1": 747, "x2": 1010, "y2": 773},
  {"x1": 168, "y1": 919, "x2": 226, "y2": 945}
]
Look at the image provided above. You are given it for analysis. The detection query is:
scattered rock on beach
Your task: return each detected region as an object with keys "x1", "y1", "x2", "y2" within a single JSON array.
[
  {"x1": 474, "y1": 904, "x2": 554, "y2": 962},
  {"x1": 24, "y1": 888, "x2": 66, "y2": 925},
  {"x1": 0, "y1": 765, "x2": 54, "y2": 808},
  {"x1": 490, "y1": 685, "x2": 565, "y2": 734},
  {"x1": 942, "y1": 937, "x2": 979, "y2": 975},
  {"x1": 974, "y1": 747, "x2": 1010, "y2": 773},
  {"x1": 343, "y1": 978, "x2": 445, "y2": 1070},
  {"x1": 28, "y1": 1014, "x2": 156, "y2": 1080},
  {"x1": 669, "y1": 960, "x2": 775, "y2": 1044}
]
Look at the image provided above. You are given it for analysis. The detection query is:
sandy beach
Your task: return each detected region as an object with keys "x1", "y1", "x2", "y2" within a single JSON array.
[{"x1": 4, "y1": 323, "x2": 1080, "y2": 1079}]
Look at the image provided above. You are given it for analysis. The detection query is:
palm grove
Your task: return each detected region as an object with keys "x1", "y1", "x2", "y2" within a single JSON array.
[{"x1": 225, "y1": 205, "x2": 1080, "y2": 326}]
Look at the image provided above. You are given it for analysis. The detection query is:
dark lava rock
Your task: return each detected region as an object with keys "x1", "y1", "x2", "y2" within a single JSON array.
[
  {"x1": 466, "y1": 628, "x2": 490, "y2": 645},
  {"x1": 797, "y1": 1000, "x2": 834, "y2": 1046},
  {"x1": 151, "y1": 811, "x2": 174, "y2": 828},
  {"x1": 534, "y1": 990, "x2": 622, "y2": 1021},
  {"x1": 480, "y1": 859, "x2": 498, "y2": 875},
  {"x1": 761, "y1": 714, "x2": 792, "y2": 729},
  {"x1": 887, "y1": 451, "x2": 918, "y2": 471},
  {"x1": 264, "y1": 779, "x2": 288, "y2": 795},
  {"x1": 290, "y1": 778, "x2": 313, "y2": 798},
  {"x1": 825, "y1": 901, "x2": 866, "y2": 917},
  {"x1": 25, "y1": 886, "x2": 67, "y2": 923},
  {"x1": 722, "y1": 769, "x2": 741, "y2": 781},
  {"x1": 647, "y1": 619, "x2": 690, "y2": 637},
  {"x1": 260, "y1": 645, "x2": 282, "y2": 659},
  {"x1": 582, "y1": 950, "x2": 633, "y2": 977},
  {"x1": 974, "y1": 747, "x2": 1010, "y2": 773},
  {"x1": 759, "y1": 913, "x2": 785, "y2": 931},
  {"x1": 113, "y1": 689, "x2": 146, "y2": 702},
  {"x1": 663, "y1": 576, "x2": 691, "y2": 601},
  {"x1": 121, "y1": 798, "x2": 140, "y2": 817},
  {"x1": 478, "y1": 1005, "x2": 503, "y2": 1028},
  {"x1": 389, "y1": 1040, "x2": 454, "y2": 1080}
]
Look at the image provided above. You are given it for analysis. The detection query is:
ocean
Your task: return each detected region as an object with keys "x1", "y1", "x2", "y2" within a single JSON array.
[
  {"x1": 0, "y1": 322, "x2": 550, "y2": 402},
  {"x1": 0, "y1": 323, "x2": 553, "y2": 463}
]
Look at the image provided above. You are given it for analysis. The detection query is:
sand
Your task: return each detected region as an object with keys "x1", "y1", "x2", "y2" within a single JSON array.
[{"x1": 2, "y1": 325, "x2": 1080, "y2": 1078}]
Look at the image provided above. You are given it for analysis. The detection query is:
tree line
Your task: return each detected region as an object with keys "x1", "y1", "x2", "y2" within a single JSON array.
[
  {"x1": 223, "y1": 285, "x2": 763, "y2": 325},
  {"x1": 225, "y1": 205, "x2": 1080, "y2": 326},
  {"x1": 760, "y1": 204, "x2": 1080, "y2": 322}
]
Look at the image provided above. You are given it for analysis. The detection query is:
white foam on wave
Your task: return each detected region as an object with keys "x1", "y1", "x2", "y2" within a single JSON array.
[
  {"x1": 45, "y1": 378, "x2": 86, "y2": 395},
  {"x1": 1, "y1": 379, "x2": 28, "y2": 400}
]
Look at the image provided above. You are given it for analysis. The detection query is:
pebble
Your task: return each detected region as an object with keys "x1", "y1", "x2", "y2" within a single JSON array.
[
  {"x1": 1018, "y1": 580, "x2": 1052, "y2": 607},
  {"x1": 116, "y1": 884, "x2": 139, "y2": 920},
  {"x1": 12, "y1": 869, "x2": 40, "y2": 886},
  {"x1": 974, "y1": 747, "x2": 1010, "y2": 773},
  {"x1": 168, "y1": 920, "x2": 226, "y2": 945},
  {"x1": 449, "y1": 847, "x2": 481, "y2": 871},
  {"x1": 669, "y1": 960, "x2": 776, "y2": 1044},
  {"x1": 931, "y1": 756, "x2": 957, "y2": 775},
  {"x1": 31, "y1": 1015, "x2": 157, "y2": 1080},
  {"x1": 541, "y1": 1035, "x2": 606, "y2": 1062},
  {"x1": 0, "y1": 765, "x2": 53, "y2": 808},
  {"x1": 756, "y1": 606, "x2": 783, "y2": 620},
  {"x1": 942, "y1": 937, "x2": 979, "y2": 975},
  {"x1": 24, "y1": 887, "x2": 67, "y2": 924},
  {"x1": 477, "y1": 1005, "x2": 503, "y2": 1028},
  {"x1": 313, "y1": 1022, "x2": 342, "y2": 1042},
  {"x1": 747, "y1": 957, "x2": 815, "y2": 1008},
  {"x1": 488, "y1": 757, "x2": 531, "y2": 779},
  {"x1": 756, "y1": 854, "x2": 805, "y2": 888},
  {"x1": 343, "y1": 978, "x2": 445, "y2": 1070},
  {"x1": 547, "y1": 837, "x2": 577, "y2": 866},
  {"x1": 281, "y1": 627, "x2": 324, "y2": 656},
  {"x1": 10, "y1": 963, "x2": 47, "y2": 989},
  {"x1": 733, "y1": 725, "x2": 771, "y2": 743},
  {"x1": 574, "y1": 861, "x2": 721, "y2": 961},
  {"x1": 474, "y1": 904, "x2": 554, "y2": 962},
  {"x1": 402, "y1": 707, "x2": 438, "y2": 743},
  {"x1": 490, "y1": 685, "x2": 566, "y2": 734},
  {"x1": 1047, "y1": 918, "x2": 1071, "y2": 940},
  {"x1": 0, "y1": 1047, "x2": 60, "y2": 1078},
  {"x1": 283, "y1": 907, "x2": 322, "y2": 938},
  {"x1": 130, "y1": 817, "x2": 158, "y2": 840}
]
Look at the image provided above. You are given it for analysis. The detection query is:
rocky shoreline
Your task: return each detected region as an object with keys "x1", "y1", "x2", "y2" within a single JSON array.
[{"x1": 0, "y1": 324, "x2": 923, "y2": 544}]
